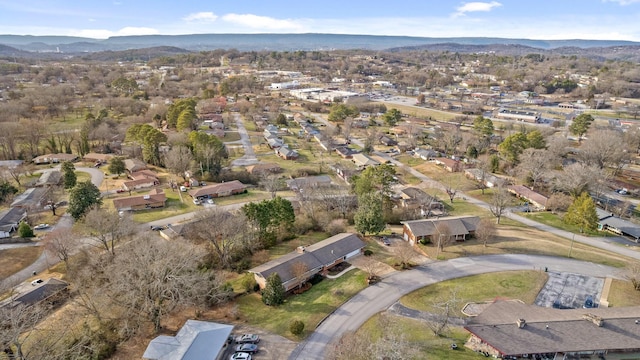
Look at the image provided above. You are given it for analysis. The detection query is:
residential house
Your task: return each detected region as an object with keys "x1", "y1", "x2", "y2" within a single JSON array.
[
  {"x1": 401, "y1": 216, "x2": 480, "y2": 245},
  {"x1": 34, "y1": 171, "x2": 62, "y2": 187},
  {"x1": 11, "y1": 187, "x2": 49, "y2": 209},
  {"x1": 507, "y1": 185, "x2": 548, "y2": 210},
  {"x1": 266, "y1": 136, "x2": 285, "y2": 149},
  {"x1": 597, "y1": 208, "x2": 640, "y2": 242},
  {"x1": 276, "y1": 146, "x2": 299, "y2": 160},
  {"x1": 0, "y1": 160, "x2": 23, "y2": 168},
  {"x1": 245, "y1": 163, "x2": 282, "y2": 176},
  {"x1": 330, "y1": 164, "x2": 359, "y2": 184},
  {"x1": 83, "y1": 153, "x2": 114, "y2": 164},
  {"x1": 188, "y1": 180, "x2": 247, "y2": 200},
  {"x1": 379, "y1": 135, "x2": 398, "y2": 146},
  {"x1": 6, "y1": 278, "x2": 69, "y2": 308},
  {"x1": 32, "y1": 153, "x2": 78, "y2": 164},
  {"x1": 122, "y1": 170, "x2": 159, "y2": 191},
  {"x1": 464, "y1": 300, "x2": 640, "y2": 359},
  {"x1": 143, "y1": 320, "x2": 234, "y2": 360},
  {"x1": 495, "y1": 108, "x2": 541, "y2": 123},
  {"x1": 398, "y1": 187, "x2": 444, "y2": 213},
  {"x1": 413, "y1": 148, "x2": 439, "y2": 161},
  {"x1": 352, "y1": 153, "x2": 379, "y2": 167},
  {"x1": 464, "y1": 168, "x2": 506, "y2": 188},
  {"x1": 334, "y1": 146, "x2": 355, "y2": 159},
  {"x1": 286, "y1": 175, "x2": 332, "y2": 192},
  {"x1": 113, "y1": 188, "x2": 167, "y2": 212},
  {"x1": 0, "y1": 207, "x2": 27, "y2": 236},
  {"x1": 124, "y1": 158, "x2": 148, "y2": 174},
  {"x1": 249, "y1": 233, "x2": 365, "y2": 291},
  {"x1": 434, "y1": 157, "x2": 462, "y2": 172}
]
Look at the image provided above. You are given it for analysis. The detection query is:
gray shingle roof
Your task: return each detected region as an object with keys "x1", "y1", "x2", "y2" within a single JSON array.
[
  {"x1": 466, "y1": 300, "x2": 640, "y2": 356},
  {"x1": 143, "y1": 320, "x2": 233, "y2": 360},
  {"x1": 402, "y1": 216, "x2": 480, "y2": 238}
]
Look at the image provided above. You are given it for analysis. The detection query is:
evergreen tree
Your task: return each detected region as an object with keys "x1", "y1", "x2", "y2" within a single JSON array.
[
  {"x1": 108, "y1": 156, "x2": 126, "y2": 176},
  {"x1": 354, "y1": 192, "x2": 386, "y2": 235},
  {"x1": 262, "y1": 273, "x2": 285, "y2": 306},
  {"x1": 564, "y1": 192, "x2": 598, "y2": 231},
  {"x1": 61, "y1": 161, "x2": 77, "y2": 189},
  {"x1": 569, "y1": 113, "x2": 594, "y2": 142},
  {"x1": 68, "y1": 181, "x2": 103, "y2": 220},
  {"x1": 17, "y1": 221, "x2": 33, "y2": 238}
]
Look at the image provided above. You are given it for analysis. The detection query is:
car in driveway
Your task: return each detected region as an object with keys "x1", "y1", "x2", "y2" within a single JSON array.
[
  {"x1": 234, "y1": 343, "x2": 258, "y2": 354},
  {"x1": 230, "y1": 353, "x2": 251, "y2": 360},
  {"x1": 31, "y1": 279, "x2": 43, "y2": 286},
  {"x1": 235, "y1": 334, "x2": 260, "y2": 344},
  {"x1": 381, "y1": 236, "x2": 391, "y2": 246},
  {"x1": 34, "y1": 224, "x2": 50, "y2": 230}
]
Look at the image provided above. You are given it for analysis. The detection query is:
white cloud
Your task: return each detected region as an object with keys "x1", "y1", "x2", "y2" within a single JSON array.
[
  {"x1": 221, "y1": 13, "x2": 302, "y2": 30},
  {"x1": 603, "y1": 0, "x2": 640, "y2": 5},
  {"x1": 183, "y1": 12, "x2": 218, "y2": 22},
  {"x1": 454, "y1": 1, "x2": 502, "y2": 17}
]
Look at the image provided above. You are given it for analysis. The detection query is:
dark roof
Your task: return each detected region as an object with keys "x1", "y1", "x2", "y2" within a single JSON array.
[
  {"x1": 599, "y1": 215, "x2": 640, "y2": 239},
  {"x1": 402, "y1": 216, "x2": 480, "y2": 238},
  {"x1": 249, "y1": 233, "x2": 365, "y2": 285},
  {"x1": 507, "y1": 185, "x2": 548, "y2": 208},
  {"x1": 0, "y1": 207, "x2": 27, "y2": 232},
  {"x1": 13, "y1": 278, "x2": 68, "y2": 306},
  {"x1": 285, "y1": 175, "x2": 332, "y2": 191},
  {"x1": 465, "y1": 300, "x2": 640, "y2": 356},
  {"x1": 11, "y1": 187, "x2": 48, "y2": 208},
  {"x1": 113, "y1": 188, "x2": 166, "y2": 210}
]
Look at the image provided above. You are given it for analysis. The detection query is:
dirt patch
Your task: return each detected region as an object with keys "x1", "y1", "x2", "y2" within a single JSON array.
[{"x1": 0, "y1": 246, "x2": 42, "y2": 280}]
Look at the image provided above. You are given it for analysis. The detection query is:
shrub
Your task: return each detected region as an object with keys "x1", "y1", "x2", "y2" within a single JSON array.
[
  {"x1": 241, "y1": 274, "x2": 258, "y2": 293},
  {"x1": 18, "y1": 221, "x2": 34, "y2": 238},
  {"x1": 289, "y1": 320, "x2": 305, "y2": 336},
  {"x1": 363, "y1": 249, "x2": 373, "y2": 256}
]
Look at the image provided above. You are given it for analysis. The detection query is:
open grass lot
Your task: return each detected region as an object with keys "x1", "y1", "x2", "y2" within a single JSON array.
[
  {"x1": 401, "y1": 271, "x2": 548, "y2": 315},
  {"x1": 211, "y1": 189, "x2": 274, "y2": 206},
  {"x1": 357, "y1": 313, "x2": 486, "y2": 360},
  {"x1": 521, "y1": 211, "x2": 609, "y2": 237},
  {"x1": 222, "y1": 131, "x2": 241, "y2": 142},
  {"x1": 377, "y1": 102, "x2": 460, "y2": 122},
  {"x1": 0, "y1": 246, "x2": 43, "y2": 280},
  {"x1": 418, "y1": 223, "x2": 631, "y2": 268},
  {"x1": 74, "y1": 170, "x2": 91, "y2": 184},
  {"x1": 606, "y1": 279, "x2": 640, "y2": 307},
  {"x1": 395, "y1": 154, "x2": 425, "y2": 167},
  {"x1": 236, "y1": 269, "x2": 367, "y2": 339}
]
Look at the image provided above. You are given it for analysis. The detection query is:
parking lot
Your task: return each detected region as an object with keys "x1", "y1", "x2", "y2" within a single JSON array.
[
  {"x1": 534, "y1": 271, "x2": 605, "y2": 309},
  {"x1": 221, "y1": 326, "x2": 297, "y2": 360}
]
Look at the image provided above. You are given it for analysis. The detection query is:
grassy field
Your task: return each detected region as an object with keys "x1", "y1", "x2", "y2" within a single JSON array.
[
  {"x1": 236, "y1": 269, "x2": 367, "y2": 339},
  {"x1": 606, "y1": 279, "x2": 640, "y2": 307},
  {"x1": 377, "y1": 102, "x2": 460, "y2": 122},
  {"x1": 400, "y1": 271, "x2": 548, "y2": 315},
  {"x1": 357, "y1": 313, "x2": 486, "y2": 360},
  {"x1": 0, "y1": 246, "x2": 43, "y2": 280},
  {"x1": 521, "y1": 211, "x2": 609, "y2": 236}
]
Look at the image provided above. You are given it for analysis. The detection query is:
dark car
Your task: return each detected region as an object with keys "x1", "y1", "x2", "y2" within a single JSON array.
[
  {"x1": 235, "y1": 334, "x2": 260, "y2": 344},
  {"x1": 382, "y1": 236, "x2": 391, "y2": 246},
  {"x1": 234, "y1": 343, "x2": 258, "y2": 354},
  {"x1": 150, "y1": 225, "x2": 164, "y2": 231}
]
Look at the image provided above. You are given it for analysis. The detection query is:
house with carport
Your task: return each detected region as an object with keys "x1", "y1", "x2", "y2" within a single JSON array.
[
  {"x1": 507, "y1": 185, "x2": 548, "y2": 210},
  {"x1": 249, "y1": 233, "x2": 365, "y2": 291},
  {"x1": 113, "y1": 188, "x2": 166, "y2": 212},
  {"x1": 143, "y1": 320, "x2": 234, "y2": 360},
  {"x1": 401, "y1": 216, "x2": 480, "y2": 245},
  {"x1": 187, "y1": 180, "x2": 246, "y2": 201}
]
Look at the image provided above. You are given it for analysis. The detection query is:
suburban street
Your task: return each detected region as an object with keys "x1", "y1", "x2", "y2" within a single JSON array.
[
  {"x1": 288, "y1": 254, "x2": 622, "y2": 360},
  {"x1": 230, "y1": 113, "x2": 259, "y2": 166}
]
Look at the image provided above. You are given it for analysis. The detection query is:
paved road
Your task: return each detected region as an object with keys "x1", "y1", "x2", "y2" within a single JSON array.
[
  {"x1": 230, "y1": 113, "x2": 259, "y2": 166},
  {"x1": 0, "y1": 166, "x2": 105, "y2": 287},
  {"x1": 288, "y1": 254, "x2": 622, "y2": 360}
]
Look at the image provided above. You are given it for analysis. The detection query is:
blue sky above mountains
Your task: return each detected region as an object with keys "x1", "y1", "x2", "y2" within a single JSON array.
[{"x1": 0, "y1": 0, "x2": 639, "y2": 41}]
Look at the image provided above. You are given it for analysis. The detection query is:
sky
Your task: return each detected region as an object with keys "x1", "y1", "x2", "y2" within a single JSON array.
[{"x1": 1, "y1": 0, "x2": 640, "y2": 41}]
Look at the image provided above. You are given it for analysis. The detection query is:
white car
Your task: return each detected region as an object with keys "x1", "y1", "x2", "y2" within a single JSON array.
[
  {"x1": 230, "y1": 353, "x2": 251, "y2": 360},
  {"x1": 31, "y1": 279, "x2": 43, "y2": 286},
  {"x1": 193, "y1": 198, "x2": 201, "y2": 205},
  {"x1": 180, "y1": 186, "x2": 187, "y2": 192},
  {"x1": 34, "y1": 223, "x2": 50, "y2": 230},
  {"x1": 206, "y1": 198, "x2": 214, "y2": 204}
]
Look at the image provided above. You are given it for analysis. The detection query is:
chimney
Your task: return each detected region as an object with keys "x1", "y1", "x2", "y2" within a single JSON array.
[
  {"x1": 516, "y1": 318, "x2": 526, "y2": 329},
  {"x1": 296, "y1": 246, "x2": 305, "y2": 254}
]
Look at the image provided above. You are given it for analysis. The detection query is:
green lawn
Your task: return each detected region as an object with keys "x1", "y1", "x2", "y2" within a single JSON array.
[
  {"x1": 395, "y1": 154, "x2": 425, "y2": 167},
  {"x1": 222, "y1": 131, "x2": 242, "y2": 142},
  {"x1": 400, "y1": 271, "x2": 548, "y2": 316},
  {"x1": 357, "y1": 314, "x2": 486, "y2": 360},
  {"x1": 75, "y1": 170, "x2": 92, "y2": 184},
  {"x1": 521, "y1": 212, "x2": 608, "y2": 236},
  {"x1": 236, "y1": 270, "x2": 367, "y2": 339}
]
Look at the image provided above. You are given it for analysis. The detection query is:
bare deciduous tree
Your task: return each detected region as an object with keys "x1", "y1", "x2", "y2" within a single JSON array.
[
  {"x1": 515, "y1": 148, "x2": 551, "y2": 191},
  {"x1": 43, "y1": 228, "x2": 79, "y2": 270},
  {"x1": 424, "y1": 289, "x2": 462, "y2": 336},
  {"x1": 260, "y1": 173, "x2": 285, "y2": 199},
  {"x1": 434, "y1": 222, "x2": 452, "y2": 257},
  {"x1": 163, "y1": 145, "x2": 194, "y2": 181},
  {"x1": 290, "y1": 261, "x2": 310, "y2": 291},
  {"x1": 475, "y1": 218, "x2": 497, "y2": 247},
  {"x1": 489, "y1": 185, "x2": 511, "y2": 224},
  {"x1": 83, "y1": 207, "x2": 137, "y2": 255},
  {"x1": 394, "y1": 241, "x2": 418, "y2": 269}
]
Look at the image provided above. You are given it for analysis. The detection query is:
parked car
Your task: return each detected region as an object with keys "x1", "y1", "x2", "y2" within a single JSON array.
[
  {"x1": 193, "y1": 198, "x2": 201, "y2": 205},
  {"x1": 234, "y1": 343, "x2": 258, "y2": 354},
  {"x1": 230, "y1": 353, "x2": 251, "y2": 360},
  {"x1": 150, "y1": 226, "x2": 164, "y2": 231},
  {"x1": 31, "y1": 279, "x2": 43, "y2": 286},
  {"x1": 235, "y1": 334, "x2": 260, "y2": 344},
  {"x1": 116, "y1": 189, "x2": 126, "y2": 193},
  {"x1": 206, "y1": 198, "x2": 214, "y2": 204},
  {"x1": 180, "y1": 185, "x2": 187, "y2": 192},
  {"x1": 382, "y1": 236, "x2": 391, "y2": 246},
  {"x1": 34, "y1": 223, "x2": 50, "y2": 230}
]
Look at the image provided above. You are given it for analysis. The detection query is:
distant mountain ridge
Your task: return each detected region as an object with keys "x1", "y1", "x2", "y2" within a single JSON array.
[{"x1": 1, "y1": 33, "x2": 639, "y2": 53}]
